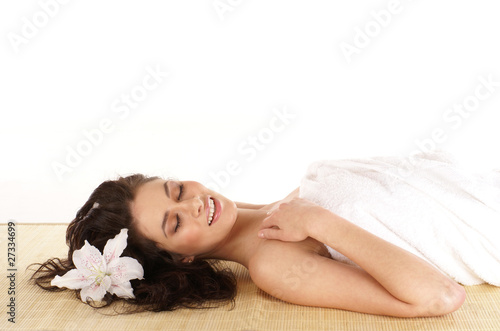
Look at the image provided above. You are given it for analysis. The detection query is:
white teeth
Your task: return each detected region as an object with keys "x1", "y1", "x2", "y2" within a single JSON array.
[{"x1": 208, "y1": 198, "x2": 215, "y2": 225}]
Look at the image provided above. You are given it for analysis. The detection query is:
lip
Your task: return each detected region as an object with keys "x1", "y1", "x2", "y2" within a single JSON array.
[{"x1": 206, "y1": 196, "x2": 221, "y2": 226}]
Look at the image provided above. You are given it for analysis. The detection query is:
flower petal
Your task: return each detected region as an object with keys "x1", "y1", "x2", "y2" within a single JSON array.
[
  {"x1": 51, "y1": 269, "x2": 93, "y2": 290},
  {"x1": 101, "y1": 275, "x2": 112, "y2": 291},
  {"x1": 103, "y1": 228, "x2": 128, "y2": 264},
  {"x1": 80, "y1": 280, "x2": 109, "y2": 303},
  {"x1": 73, "y1": 240, "x2": 105, "y2": 274},
  {"x1": 108, "y1": 281, "x2": 135, "y2": 299},
  {"x1": 107, "y1": 256, "x2": 144, "y2": 284}
]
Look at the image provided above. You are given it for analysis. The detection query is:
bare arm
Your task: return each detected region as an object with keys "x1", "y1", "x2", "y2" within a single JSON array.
[{"x1": 256, "y1": 198, "x2": 466, "y2": 317}]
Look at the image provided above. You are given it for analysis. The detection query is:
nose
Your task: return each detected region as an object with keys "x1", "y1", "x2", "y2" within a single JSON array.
[{"x1": 179, "y1": 196, "x2": 203, "y2": 218}]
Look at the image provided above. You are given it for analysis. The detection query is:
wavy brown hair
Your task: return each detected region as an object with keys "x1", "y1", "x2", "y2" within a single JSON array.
[{"x1": 30, "y1": 174, "x2": 237, "y2": 312}]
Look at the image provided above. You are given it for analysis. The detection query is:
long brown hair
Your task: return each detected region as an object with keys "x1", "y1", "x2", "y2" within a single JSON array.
[{"x1": 30, "y1": 174, "x2": 237, "y2": 312}]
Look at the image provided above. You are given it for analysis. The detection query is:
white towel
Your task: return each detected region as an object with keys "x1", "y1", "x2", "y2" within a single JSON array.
[{"x1": 299, "y1": 151, "x2": 500, "y2": 286}]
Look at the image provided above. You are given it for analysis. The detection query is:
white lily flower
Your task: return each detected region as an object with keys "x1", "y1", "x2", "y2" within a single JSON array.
[{"x1": 51, "y1": 228, "x2": 144, "y2": 302}]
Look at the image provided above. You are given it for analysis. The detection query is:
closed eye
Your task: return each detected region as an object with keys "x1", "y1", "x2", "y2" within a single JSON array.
[
  {"x1": 178, "y1": 183, "x2": 184, "y2": 200},
  {"x1": 175, "y1": 214, "x2": 181, "y2": 232},
  {"x1": 172, "y1": 182, "x2": 184, "y2": 233}
]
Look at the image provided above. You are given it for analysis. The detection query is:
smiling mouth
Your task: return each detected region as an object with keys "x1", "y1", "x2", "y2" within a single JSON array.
[{"x1": 208, "y1": 198, "x2": 215, "y2": 225}]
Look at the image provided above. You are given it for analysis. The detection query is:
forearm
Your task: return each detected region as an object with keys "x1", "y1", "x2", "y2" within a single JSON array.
[
  {"x1": 259, "y1": 197, "x2": 465, "y2": 315},
  {"x1": 310, "y1": 210, "x2": 464, "y2": 309}
]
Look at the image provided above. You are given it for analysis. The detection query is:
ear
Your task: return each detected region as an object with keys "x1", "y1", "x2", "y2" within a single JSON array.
[{"x1": 180, "y1": 256, "x2": 195, "y2": 264}]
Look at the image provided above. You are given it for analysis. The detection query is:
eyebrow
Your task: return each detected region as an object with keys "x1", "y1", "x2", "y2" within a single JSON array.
[{"x1": 162, "y1": 181, "x2": 170, "y2": 238}]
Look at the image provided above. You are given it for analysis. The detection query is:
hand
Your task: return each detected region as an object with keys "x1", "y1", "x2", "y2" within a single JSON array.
[{"x1": 258, "y1": 198, "x2": 329, "y2": 242}]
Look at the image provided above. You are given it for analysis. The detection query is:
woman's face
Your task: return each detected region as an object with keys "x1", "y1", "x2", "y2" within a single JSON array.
[{"x1": 131, "y1": 179, "x2": 238, "y2": 260}]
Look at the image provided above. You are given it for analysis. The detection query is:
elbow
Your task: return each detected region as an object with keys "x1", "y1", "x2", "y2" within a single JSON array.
[
  {"x1": 417, "y1": 281, "x2": 466, "y2": 317},
  {"x1": 432, "y1": 284, "x2": 466, "y2": 316}
]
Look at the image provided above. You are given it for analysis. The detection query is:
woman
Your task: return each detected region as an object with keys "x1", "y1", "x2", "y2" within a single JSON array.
[
  {"x1": 129, "y1": 179, "x2": 466, "y2": 317},
  {"x1": 36, "y1": 152, "x2": 499, "y2": 317}
]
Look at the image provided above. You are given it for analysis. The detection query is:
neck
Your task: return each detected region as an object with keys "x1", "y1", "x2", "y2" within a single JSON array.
[{"x1": 204, "y1": 206, "x2": 270, "y2": 268}]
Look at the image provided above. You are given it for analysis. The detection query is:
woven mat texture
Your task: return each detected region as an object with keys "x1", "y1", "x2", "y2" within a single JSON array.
[{"x1": 1, "y1": 224, "x2": 499, "y2": 331}]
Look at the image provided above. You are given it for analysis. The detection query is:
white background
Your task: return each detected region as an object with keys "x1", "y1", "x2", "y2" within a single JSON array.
[{"x1": 1, "y1": 0, "x2": 499, "y2": 223}]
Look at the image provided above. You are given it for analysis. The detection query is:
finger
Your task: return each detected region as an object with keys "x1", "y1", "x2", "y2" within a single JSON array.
[
  {"x1": 258, "y1": 228, "x2": 282, "y2": 240},
  {"x1": 278, "y1": 202, "x2": 289, "y2": 210},
  {"x1": 260, "y1": 213, "x2": 277, "y2": 226},
  {"x1": 257, "y1": 221, "x2": 277, "y2": 233},
  {"x1": 266, "y1": 209, "x2": 278, "y2": 217}
]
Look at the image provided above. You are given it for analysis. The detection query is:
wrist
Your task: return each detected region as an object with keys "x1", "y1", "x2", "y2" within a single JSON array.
[{"x1": 307, "y1": 207, "x2": 336, "y2": 241}]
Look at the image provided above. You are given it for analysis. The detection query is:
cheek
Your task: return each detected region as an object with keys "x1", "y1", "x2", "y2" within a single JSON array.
[
  {"x1": 183, "y1": 231, "x2": 198, "y2": 243},
  {"x1": 224, "y1": 206, "x2": 237, "y2": 225},
  {"x1": 180, "y1": 228, "x2": 203, "y2": 247}
]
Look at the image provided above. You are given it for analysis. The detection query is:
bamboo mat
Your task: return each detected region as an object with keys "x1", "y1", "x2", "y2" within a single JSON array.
[{"x1": 1, "y1": 223, "x2": 499, "y2": 331}]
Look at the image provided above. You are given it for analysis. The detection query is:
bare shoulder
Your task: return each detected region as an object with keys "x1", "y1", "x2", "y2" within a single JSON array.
[
  {"x1": 248, "y1": 238, "x2": 419, "y2": 317},
  {"x1": 262, "y1": 186, "x2": 300, "y2": 212},
  {"x1": 248, "y1": 239, "x2": 328, "y2": 300}
]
